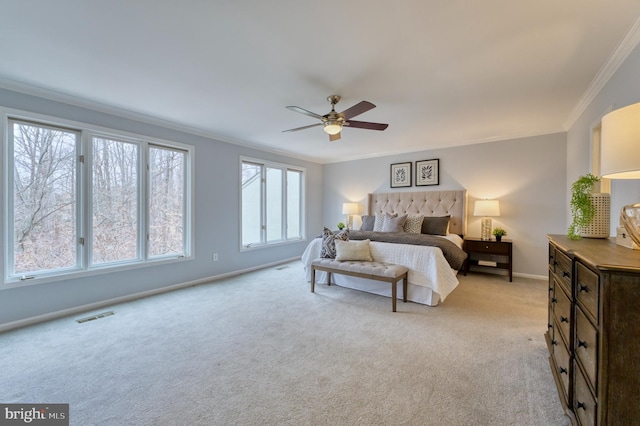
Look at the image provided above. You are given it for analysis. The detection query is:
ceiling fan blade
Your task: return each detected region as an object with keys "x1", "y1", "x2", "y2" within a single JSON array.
[
  {"x1": 344, "y1": 120, "x2": 389, "y2": 131},
  {"x1": 282, "y1": 123, "x2": 322, "y2": 133},
  {"x1": 285, "y1": 106, "x2": 324, "y2": 120},
  {"x1": 340, "y1": 101, "x2": 376, "y2": 120},
  {"x1": 329, "y1": 132, "x2": 341, "y2": 142}
]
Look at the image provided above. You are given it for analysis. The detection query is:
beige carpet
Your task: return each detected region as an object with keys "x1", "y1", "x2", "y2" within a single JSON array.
[{"x1": 0, "y1": 261, "x2": 569, "y2": 425}]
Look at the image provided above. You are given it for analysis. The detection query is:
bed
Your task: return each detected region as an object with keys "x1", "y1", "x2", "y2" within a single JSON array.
[{"x1": 301, "y1": 190, "x2": 468, "y2": 306}]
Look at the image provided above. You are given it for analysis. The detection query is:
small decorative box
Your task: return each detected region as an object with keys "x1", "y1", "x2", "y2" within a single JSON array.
[{"x1": 616, "y1": 227, "x2": 639, "y2": 250}]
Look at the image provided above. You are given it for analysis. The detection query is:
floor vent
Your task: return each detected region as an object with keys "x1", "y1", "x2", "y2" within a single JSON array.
[
  {"x1": 76, "y1": 311, "x2": 115, "y2": 324},
  {"x1": 275, "y1": 266, "x2": 289, "y2": 270}
]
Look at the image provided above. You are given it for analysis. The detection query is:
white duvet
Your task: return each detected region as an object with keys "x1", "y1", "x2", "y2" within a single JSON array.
[{"x1": 301, "y1": 234, "x2": 463, "y2": 306}]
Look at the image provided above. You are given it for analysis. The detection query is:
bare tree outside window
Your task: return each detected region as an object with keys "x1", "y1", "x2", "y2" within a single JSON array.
[
  {"x1": 92, "y1": 137, "x2": 138, "y2": 264},
  {"x1": 149, "y1": 146, "x2": 185, "y2": 257},
  {"x1": 11, "y1": 121, "x2": 78, "y2": 274}
]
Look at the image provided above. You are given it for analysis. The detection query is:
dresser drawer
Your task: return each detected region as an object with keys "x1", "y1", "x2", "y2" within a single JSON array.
[
  {"x1": 464, "y1": 239, "x2": 510, "y2": 254},
  {"x1": 555, "y1": 249, "x2": 572, "y2": 294},
  {"x1": 552, "y1": 325, "x2": 571, "y2": 402},
  {"x1": 576, "y1": 262, "x2": 599, "y2": 324},
  {"x1": 575, "y1": 306, "x2": 598, "y2": 392},
  {"x1": 549, "y1": 244, "x2": 556, "y2": 270},
  {"x1": 574, "y1": 361, "x2": 597, "y2": 426},
  {"x1": 553, "y1": 278, "x2": 571, "y2": 346}
]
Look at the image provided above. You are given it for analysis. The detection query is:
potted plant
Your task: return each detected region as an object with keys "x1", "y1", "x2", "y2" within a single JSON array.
[
  {"x1": 337, "y1": 222, "x2": 346, "y2": 230},
  {"x1": 492, "y1": 227, "x2": 507, "y2": 241},
  {"x1": 568, "y1": 173, "x2": 610, "y2": 240}
]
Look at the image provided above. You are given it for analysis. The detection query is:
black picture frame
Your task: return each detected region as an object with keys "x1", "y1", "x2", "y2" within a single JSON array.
[
  {"x1": 390, "y1": 162, "x2": 412, "y2": 187},
  {"x1": 415, "y1": 159, "x2": 439, "y2": 186}
]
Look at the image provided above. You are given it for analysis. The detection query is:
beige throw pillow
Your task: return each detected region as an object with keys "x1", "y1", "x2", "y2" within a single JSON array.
[{"x1": 335, "y1": 239, "x2": 373, "y2": 262}]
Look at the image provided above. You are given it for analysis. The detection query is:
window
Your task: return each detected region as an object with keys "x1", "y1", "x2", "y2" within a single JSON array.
[
  {"x1": 91, "y1": 136, "x2": 139, "y2": 264},
  {"x1": 241, "y1": 158, "x2": 305, "y2": 248},
  {"x1": 5, "y1": 115, "x2": 192, "y2": 283},
  {"x1": 148, "y1": 145, "x2": 187, "y2": 257},
  {"x1": 9, "y1": 120, "x2": 80, "y2": 275}
]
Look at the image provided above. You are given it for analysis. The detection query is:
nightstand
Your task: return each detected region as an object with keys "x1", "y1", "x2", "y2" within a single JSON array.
[{"x1": 463, "y1": 237, "x2": 512, "y2": 281}]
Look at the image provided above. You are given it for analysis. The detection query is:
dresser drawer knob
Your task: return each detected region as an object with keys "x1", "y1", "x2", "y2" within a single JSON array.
[
  {"x1": 579, "y1": 285, "x2": 589, "y2": 293},
  {"x1": 560, "y1": 316, "x2": 569, "y2": 323},
  {"x1": 551, "y1": 297, "x2": 557, "y2": 304},
  {"x1": 576, "y1": 402, "x2": 586, "y2": 410},
  {"x1": 551, "y1": 339, "x2": 557, "y2": 346},
  {"x1": 562, "y1": 271, "x2": 571, "y2": 278},
  {"x1": 559, "y1": 367, "x2": 568, "y2": 375},
  {"x1": 553, "y1": 261, "x2": 558, "y2": 266},
  {"x1": 578, "y1": 340, "x2": 588, "y2": 349},
  {"x1": 548, "y1": 323, "x2": 553, "y2": 329}
]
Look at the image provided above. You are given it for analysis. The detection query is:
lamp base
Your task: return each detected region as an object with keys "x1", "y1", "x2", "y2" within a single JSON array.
[{"x1": 481, "y1": 217, "x2": 492, "y2": 241}]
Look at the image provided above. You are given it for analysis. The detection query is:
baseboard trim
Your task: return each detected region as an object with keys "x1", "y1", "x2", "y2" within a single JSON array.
[
  {"x1": 0, "y1": 257, "x2": 300, "y2": 333},
  {"x1": 514, "y1": 272, "x2": 546, "y2": 281}
]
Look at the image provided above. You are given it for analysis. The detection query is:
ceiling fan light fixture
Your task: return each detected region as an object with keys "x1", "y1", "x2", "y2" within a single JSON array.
[{"x1": 324, "y1": 120, "x2": 342, "y2": 135}]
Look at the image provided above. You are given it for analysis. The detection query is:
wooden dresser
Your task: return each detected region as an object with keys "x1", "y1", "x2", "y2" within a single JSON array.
[{"x1": 546, "y1": 235, "x2": 640, "y2": 425}]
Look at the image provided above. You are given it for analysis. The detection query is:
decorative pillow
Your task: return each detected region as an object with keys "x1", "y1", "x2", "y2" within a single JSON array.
[
  {"x1": 403, "y1": 214, "x2": 424, "y2": 233},
  {"x1": 382, "y1": 214, "x2": 407, "y2": 232},
  {"x1": 321, "y1": 227, "x2": 349, "y2": 258},
  {"x1": 360, "y1": 215, "x2": 375, "y2": 231},
  {"x1": 373, "y1": 212, "x2": 397, "y2": 232},
  {"x1": 335, "y1": 239, "x2": 373, "y2": 261},
  {"x1": 421, "y1": 215, "x2": 451, "y2": 236}
]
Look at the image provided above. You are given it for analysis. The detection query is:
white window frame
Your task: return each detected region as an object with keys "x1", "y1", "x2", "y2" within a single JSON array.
[
  {"x1": 2, "y1": 108, "x2": 194, "y2": 287},
  {"x1": 240, "y1": 156, "x2": 305, "y2": 250}
]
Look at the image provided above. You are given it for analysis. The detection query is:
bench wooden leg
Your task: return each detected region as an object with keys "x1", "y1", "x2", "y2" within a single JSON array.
[
  {"x1": 327, "y1": 271, "x2": 331, "y2": 286},
  {"x1": 392, "y1": 279, "x2": 397, "y2": 312},
  {"x1": 402, "y1": 274, "x2": 408, "y2": 303},
  {"x1": 311, "y1": 267, "x2": 316, "y2": 293}
]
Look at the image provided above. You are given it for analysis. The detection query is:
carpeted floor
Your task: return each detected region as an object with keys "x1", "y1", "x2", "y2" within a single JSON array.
[{"x1": 0, "y1": 261, "x2": 569, "y2": 425}]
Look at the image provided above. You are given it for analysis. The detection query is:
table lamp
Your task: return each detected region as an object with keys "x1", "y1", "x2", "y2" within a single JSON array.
[
  {"x1": 342, "y1": 203, "x2": 359, "y2": 230},
  {"x1": 474, "y1": 200, "x2": 500, "y2": 240},
  {"x1": 601, "y1": 102, "x2": 640, "y2": 247}
]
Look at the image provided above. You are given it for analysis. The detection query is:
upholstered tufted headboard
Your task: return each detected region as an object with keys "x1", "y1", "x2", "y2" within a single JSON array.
[{"x1": 367, "y1": 190, "x2": 467, "y2": 236}]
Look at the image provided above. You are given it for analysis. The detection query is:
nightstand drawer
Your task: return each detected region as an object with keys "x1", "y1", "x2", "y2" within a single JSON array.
[{"x1": 464, "y1": 240, "x2": 510, "y2": 254}]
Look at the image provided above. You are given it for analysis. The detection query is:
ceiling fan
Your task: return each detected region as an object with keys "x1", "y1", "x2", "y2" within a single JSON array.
[{"x1": 283, "y1": 95, "x2": 389, "y2": 141}]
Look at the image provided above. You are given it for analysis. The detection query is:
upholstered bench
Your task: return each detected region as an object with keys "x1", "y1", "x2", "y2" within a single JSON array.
[{"x1": 310, "y1": 259, "x2": 409, "y2": 312}]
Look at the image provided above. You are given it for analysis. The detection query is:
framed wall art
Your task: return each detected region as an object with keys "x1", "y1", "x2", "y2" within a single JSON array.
[
  {"x1": 415, "y1": 159, "x2": 439, "y2": 186},
  {"x1": 390, "y1": 162, "x2": 412, "y2": 187}
]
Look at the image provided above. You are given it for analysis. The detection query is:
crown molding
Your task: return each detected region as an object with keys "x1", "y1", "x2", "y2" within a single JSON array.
[
  {"x1": 0, "y1": 77, "x2": 321, "y2": 164},
  {"x1": 564, "y1": 16, "x2": 640, "y2": 130}
]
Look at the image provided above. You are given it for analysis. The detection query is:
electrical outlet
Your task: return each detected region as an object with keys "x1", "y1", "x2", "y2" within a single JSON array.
[{"x1": 213, "y1": 253, "x2": 218, "y2": 262}]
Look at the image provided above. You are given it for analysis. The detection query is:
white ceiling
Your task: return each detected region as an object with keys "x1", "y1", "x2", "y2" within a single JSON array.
[{"x1": 2, "y1": 1, "x2": 640, "y2": 164}]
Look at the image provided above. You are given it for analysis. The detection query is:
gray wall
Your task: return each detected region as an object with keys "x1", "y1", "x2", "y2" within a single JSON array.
[
  {"x1": 566, "y1": 42, "x2": 640, "y2": 230},
  {"x1": 0, "y1": 88, "x2": 323, "y2": 327},
  {"x1": 322, "y1": 133, "x2": 567, "y2": 278}
]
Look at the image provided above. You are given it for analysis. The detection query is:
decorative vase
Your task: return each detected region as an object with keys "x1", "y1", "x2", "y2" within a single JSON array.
[
  {"x1": 621, "y1": 203, "x2": 640, "y2": 247},
  {"x1": 580, "y1": 193, "x2": 610, "y2": 238}
]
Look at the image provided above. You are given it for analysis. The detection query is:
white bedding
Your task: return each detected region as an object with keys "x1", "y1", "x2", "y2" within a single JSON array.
[{"x1": 301, "y1": 234, "x2": 463, "y2": 306}]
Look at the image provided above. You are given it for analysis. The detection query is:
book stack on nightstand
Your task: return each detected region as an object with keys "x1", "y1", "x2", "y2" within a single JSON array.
[{"x1": 463, "y1": 237, "x2": 512, "y2": 281}]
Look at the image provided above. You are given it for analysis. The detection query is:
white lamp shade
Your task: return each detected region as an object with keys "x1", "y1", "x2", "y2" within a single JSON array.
[
  {"x1": 342, "y1": 203, "x2": 359, "y2": 215},
  {"x1": 601, "y1": 102, "x2": 640, "y2": 179},
  {"x1": 474, "y1": 200, "x2": 500, "y2": 217}
]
